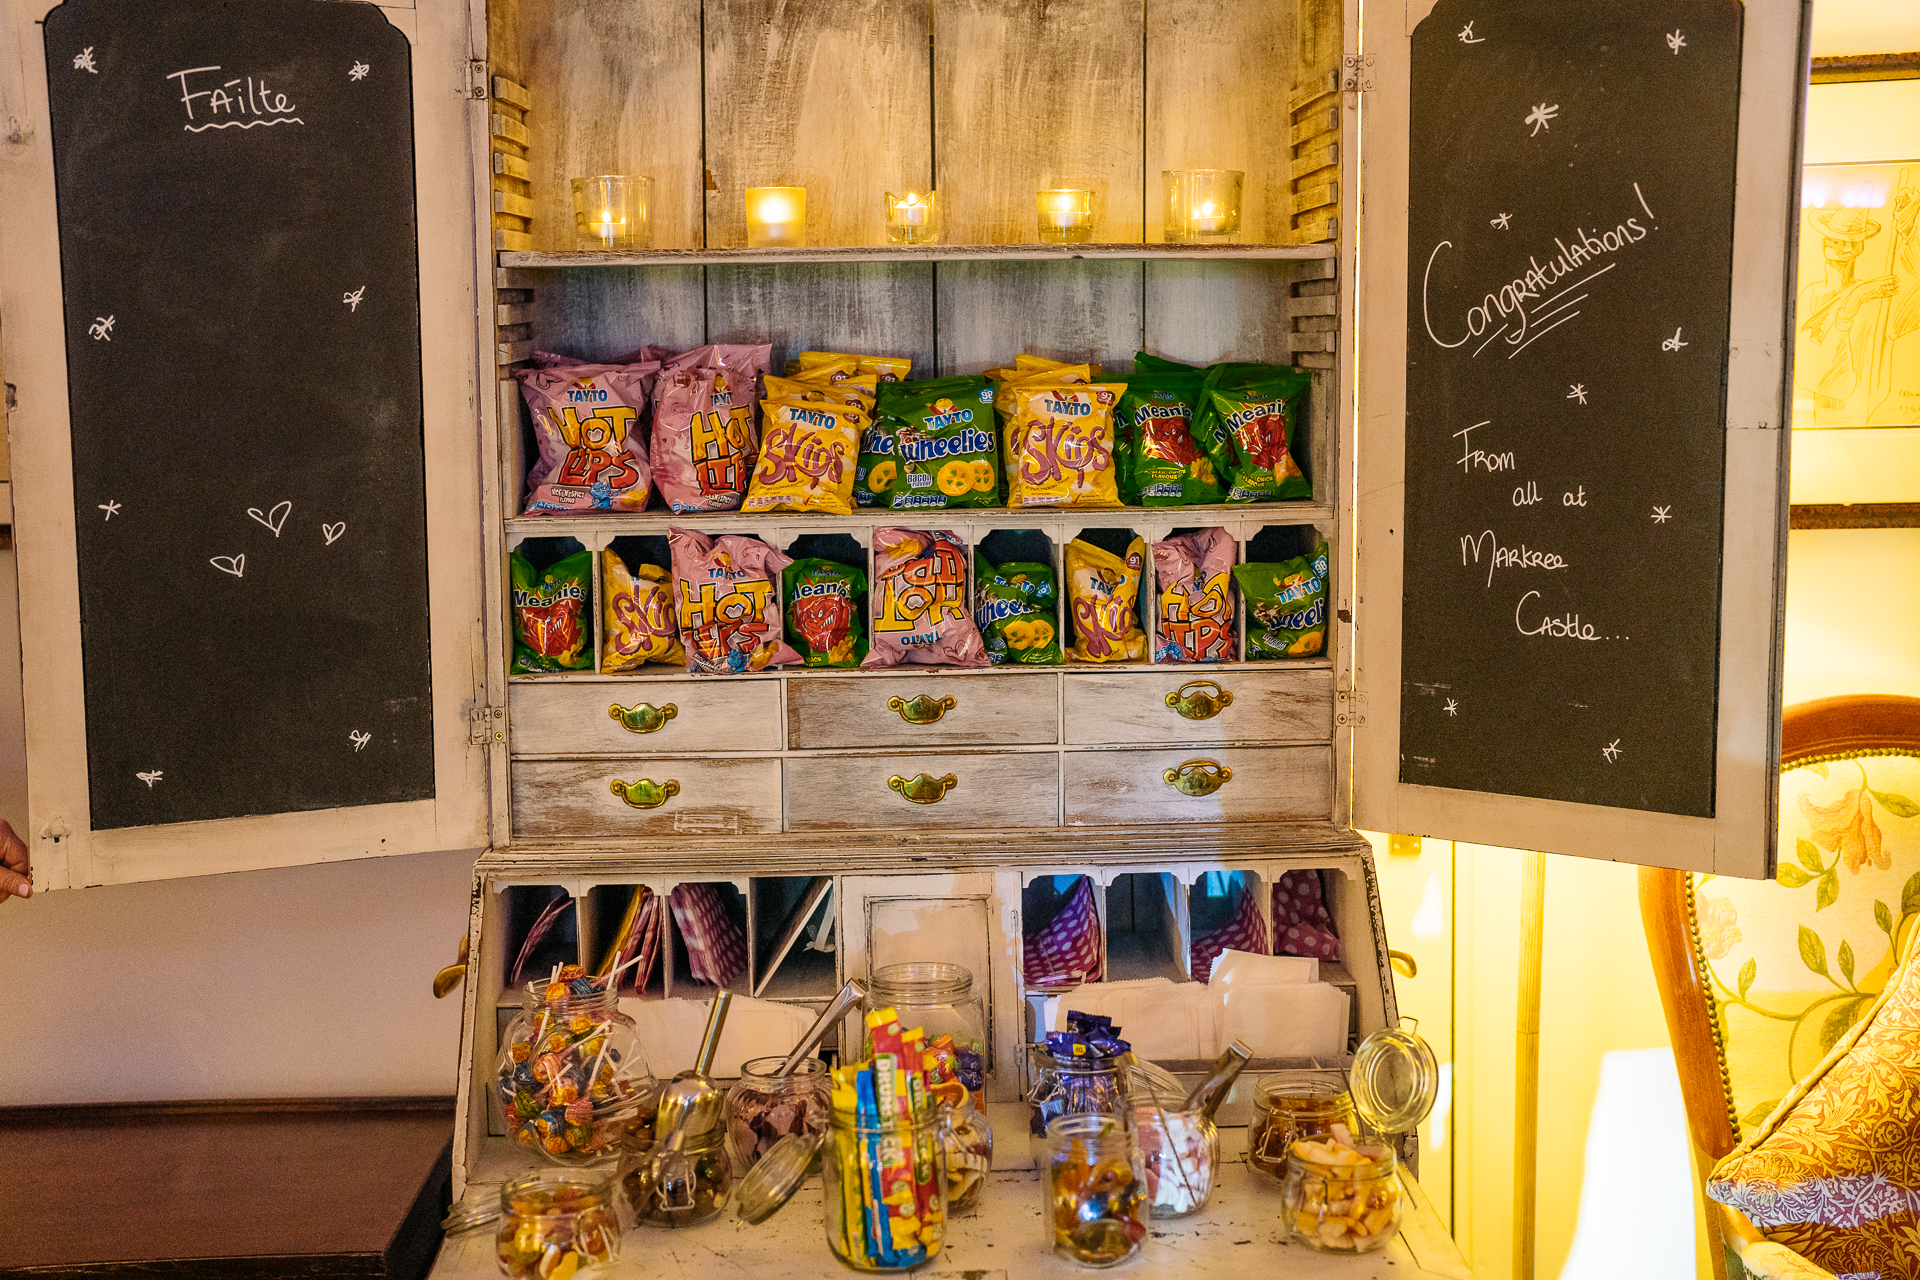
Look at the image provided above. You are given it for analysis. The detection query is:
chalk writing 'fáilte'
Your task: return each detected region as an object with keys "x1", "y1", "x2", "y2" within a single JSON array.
[{"x1": 168, "y1": 65, "x2": 303, "y2": 132}]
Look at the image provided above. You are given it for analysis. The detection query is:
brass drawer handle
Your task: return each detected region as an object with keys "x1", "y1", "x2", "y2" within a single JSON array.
[
  {"x1": 1163, "y1": 758, "x2": 1232, "y2": 797},
  {"x1": 888, "y1": 694, "x2": 957, "y2": 725},
  {"x1": 610, "y1": 777, "x2": 680, "y2": 809},
  {"x1": 888, "y1": 772, "x2": 958, "y2": 804},
  {"x1": 610, "y1": 701, "x2": 678, "y2": 734},
  {"x1": 1166, "y1": 680, "x2": 1233, "y2": 721}
]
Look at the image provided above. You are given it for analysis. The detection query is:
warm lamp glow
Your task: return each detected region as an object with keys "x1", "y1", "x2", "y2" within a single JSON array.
[{"x1": 745, "y1": 186, "x2": 807, "y2": 248}]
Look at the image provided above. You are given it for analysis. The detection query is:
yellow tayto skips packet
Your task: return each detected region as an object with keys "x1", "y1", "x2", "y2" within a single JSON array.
[
  {"x1": 1004, "y1": 380, "x2": 1126, "y2": 508},
  {"x1": 601, "y1": 550, "x2": 686, "y2": 670},
  {"x1": 743, "y1": 398, "x2": 865, "y2": 514},
  {"x1": 786, "y1": 350, "x2": 913, "y2": 383},
  {"x1": 1066, "y1": 536, "x2": 1148, "y2": 662},
  {"x1": 763, "y1": 373, "x2": 879, "y2": 413}
]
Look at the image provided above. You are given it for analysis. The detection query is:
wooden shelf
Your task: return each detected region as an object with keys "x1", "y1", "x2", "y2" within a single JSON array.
[
  {"x1": 505, "y1": 657, "x2": 1332, "y2": 685},
  {"x1": 504, "y1": 502, "x2": 1336, "y2": 540},
  {"x1": 498, "y1": 242, "x2": 1338, "y2": 269}
]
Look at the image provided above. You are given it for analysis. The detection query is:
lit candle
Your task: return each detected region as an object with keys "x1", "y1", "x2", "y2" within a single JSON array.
[
  {"x1": 1191, "y1": 200, "x2": 1225, "y2": 236},
  {"x1": 894, "y1": 193, "x2": 927, "y2": 226},
  {"x1": 1161, "y1": 169, "x2": 1242, "y2": 243},
  {"x1": 884, "y1": 190, "x2": 939, "y2": 246},
  {"x1": 1036, "y1": 188, "x2": 1094, "y2": 243},
  {"x1": 746, "y1": 186, "x2": 807, "y2": 248},
  {"x1": 570, "y1": 175, "x2": 652, "y2": 251}
]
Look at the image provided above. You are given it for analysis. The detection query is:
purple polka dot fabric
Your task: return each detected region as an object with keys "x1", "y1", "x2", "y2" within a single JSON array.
[
  {"x1": 1024, "y1": 875, "x2": 1103, "y2": 987},
  {"x1": 1190, "y1": 882, "x2": 1270, "y2": 982},
  {"x1": 1271, "y1": 869, "x2": 1342, "y2": 962}
]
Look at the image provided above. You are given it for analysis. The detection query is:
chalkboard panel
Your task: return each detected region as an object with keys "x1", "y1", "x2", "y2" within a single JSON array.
[
  {"x1": 44, "y1": 0, "x2": 434, "y2": 830},
  {"x1": 1399, "y1": 0, "x2": 1742, "y2": 817}
]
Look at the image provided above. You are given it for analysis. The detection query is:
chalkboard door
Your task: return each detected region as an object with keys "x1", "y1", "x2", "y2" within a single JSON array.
[
  {"x1": 1349, "y1": 0, "x2": 1807, "y2": 878},
  {"x1": 0, "y1": 0, "x2": 491, "y2": 886}
]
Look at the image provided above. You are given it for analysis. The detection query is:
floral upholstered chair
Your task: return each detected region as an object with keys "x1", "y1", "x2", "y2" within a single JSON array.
[{"x1": 1641, "y1": 695, "x2": 1920, "y2": 1280}]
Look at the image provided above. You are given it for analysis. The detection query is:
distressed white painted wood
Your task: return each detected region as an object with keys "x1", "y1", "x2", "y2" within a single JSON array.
[
  {"x1": 1062, "y1": 669, "x2": 1335, "y2": 746},
  {"x1": 1142, "y1": 260, "x2": 1298, "y2": 367},
  {"x1": 510, "y1": 679, "x2": 783, "y2": 754},
  {"x1": 1063, "y1": 746, "x2": 1334, "y2": 826},
  {"x1": 935, "y1": 260, "x2": 1145, "y2": 375},
  {"x1": 787, "y1": 672, "x2": 1059, "y2": 749},
  {"x1": 706, "y1": 262, "x2": 937, "y2": 378},
  {"x1": 786, "y1": 750, "x2": 1059, "y2": 830},
  {"x1": 510, "y1": 756, "x2": 782, "y2": 836}
]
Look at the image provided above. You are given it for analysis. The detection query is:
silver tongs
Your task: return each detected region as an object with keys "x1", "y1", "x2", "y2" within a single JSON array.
[
  {"x1": 649, "y1": 989, "x2": 732, "y2": 1211},
  {"x1": 778, "y1": 979, "x2": 864, "y2": 1076}
]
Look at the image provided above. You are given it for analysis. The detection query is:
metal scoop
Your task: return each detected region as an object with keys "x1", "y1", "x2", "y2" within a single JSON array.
[
  {"x1": 651, "y1": 1089, "x2": 722, "y2": 1212},
  {"x1": 648, "y1": 989, "x2": 732, "y2": 1208},
  {"x1": 778, "y1": 979, "x2": 864, "y2": 1076}
]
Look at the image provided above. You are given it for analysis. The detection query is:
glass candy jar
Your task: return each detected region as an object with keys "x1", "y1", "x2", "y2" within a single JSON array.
[
  {"x1": 1026, "y1": 1048, "x2": 1130, "y2": 1138},
  {"x1": 617, "y1": 1125, "x2": 733, "y2": 1228},
  {"x1": 863, "y1": 963, "x2": 989, "y2": 1108},
  {"x1": 1244, "y1": 1073, "x2": 1353, "y2": 1186},
  {"x1": 1042, "y1": 1115, "x2": 1148, "y2": 1268},
  {"x1": 941, "y1": 1097, "x2": 993, "y2": 1213},
  {"x1": 494, "y1": 1170, "x2": 620, "y2": 1279},
  {"x1": 1132, "y1": 1084, "x2": 1219, "y2": 1218},
  {"x1": 1283, "y1": 1143, "x2": 1406, "y2": 1254},
  {"x1": 495, "y1": 978, "x2": 659, "y2": 1166},
  {"x1": 726, "y1": 1055, "x2": 831, "y2": 1171},
  {"x1": 821, "y1": 1104, "x2": 949, "y2": 1271}
]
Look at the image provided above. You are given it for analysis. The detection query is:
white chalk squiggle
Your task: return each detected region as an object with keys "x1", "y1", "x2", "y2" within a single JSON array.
[{"x1": 184, "y1": 117, "x2": 303, "y2": 133}]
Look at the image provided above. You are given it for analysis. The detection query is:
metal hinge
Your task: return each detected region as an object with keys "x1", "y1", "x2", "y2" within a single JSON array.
[
  {"x1": 466, "y1": 60, "x2": 490, "y2": 99},
  {"x1": 1342, "y1": 54, "x2": 1375, "y2": 94},
  {"x1": 1336, "y1": 687, "x2": 1367, "y2": 728},
  {"x1": 469, "y1": 704, "x2": 506, "y2": 746}
]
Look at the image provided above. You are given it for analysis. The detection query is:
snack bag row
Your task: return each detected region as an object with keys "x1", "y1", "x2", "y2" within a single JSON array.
[{"x1": 1131, "y1": 354, "x2": 1313, "y2": 504}]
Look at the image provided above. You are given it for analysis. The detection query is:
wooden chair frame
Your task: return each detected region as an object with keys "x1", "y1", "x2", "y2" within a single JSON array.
[{"x1": 1641, "y1": 694, "x2": 1920, "y2": 1280}]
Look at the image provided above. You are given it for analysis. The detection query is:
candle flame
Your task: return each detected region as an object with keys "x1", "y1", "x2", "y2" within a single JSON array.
[{"x1": 755, "y1": 193, "x2": 797, "y2": 221}]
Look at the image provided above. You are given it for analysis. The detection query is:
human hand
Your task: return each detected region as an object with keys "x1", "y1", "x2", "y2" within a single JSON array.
[{"x1": 0, "y1": 820, "x2": 30, "y2": 902}]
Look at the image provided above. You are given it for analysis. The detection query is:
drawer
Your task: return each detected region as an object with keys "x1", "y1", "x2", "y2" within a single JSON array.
[
  {"x1": 1062, "y1": 746, "x2": 1333, "y2": 825},
  {"x1": 1062, "y1": 668, "x2": 1334, "y2": 746},
  {"x1": 510, "y1": 680, "x2": 782, "y2": 754},
  {"x1": 786, "y1": 673, "x2": 1058, "y2": 749},
  {"x1": 785, "y1": 751, "x2": 1059, "y2": 830},
  {"x1": 511, "y1": 757, "x2": 782, "y2": 837}
]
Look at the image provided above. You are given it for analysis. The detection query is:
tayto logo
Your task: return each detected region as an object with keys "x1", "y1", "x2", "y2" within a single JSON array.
[
  {"x1": 1039, "y1": 395, "x2": 1091, "y2": 416},
  {"x1": 565, "y1": 380, "x2": 609, "y2": 403},
  {"x1": 925, "y1": 407, "x2": 975, "y2": 430}
]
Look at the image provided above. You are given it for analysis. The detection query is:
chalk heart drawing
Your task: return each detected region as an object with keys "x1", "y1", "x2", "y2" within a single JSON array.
[
  {"x1": 247, "y1": 500, "x2": 291, "y2": 536},
  {"x1": 136, "y1": 770, "x2": 163, "y2": 788},
  {"x1": 349, "y1": 730, "x2": 371, "y2": 752},
  {"x1": 323, "y1": 522, "x2": 346, "y2": 546},
  {"x1": 210, "y1": 554, "x2": 245, "y2": 578}
]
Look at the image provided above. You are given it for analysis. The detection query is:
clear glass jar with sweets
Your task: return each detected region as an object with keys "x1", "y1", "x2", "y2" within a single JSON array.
[
  {"x1": 617, "y1": 1124, "x2": 733, "y2": 1228},
  {"x1": 493, "y1": 1169, "x2": 620, "y2": 1279},
  {"x1": 821, "y1": 1101, "x2": 949, "y2": 1271},
  {"x1": 725, "y1": 1055, "x2": 830, "y2": 1171},
  {"x1": 1132, "y1": 1082, "x2": 1219, "y2": 1218},
  {"x1": 1283, "y1": 1141, "x2": 1406, "y2": 1253},
  {"x1": 862, "y1": 962, "x2": 989, "y2": 1108},
  {"x1": 1042, "y1": 1114, "x2": 1148, "y2": 1268},
  {"x1": 1244, "y1": 1072, "x2": 1353, "y2": 1186},
  {"x1": 494, "y1": 970, "x2": 659, "y2": 1166}
]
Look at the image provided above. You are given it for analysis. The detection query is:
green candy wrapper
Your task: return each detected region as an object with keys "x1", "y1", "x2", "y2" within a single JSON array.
[
  {"x1": 974, "y1": 560, "x2": 1063, "y2": 665},
  {"x1": 1199, "y1": 365, "x2": 1312, "y2": 503},
  {"x1": 1121, "y1": 374, "x2": 1221, "y2": 506},
  {"x1": 510, "y1": 548, "x2": 594, "y2": 673},
  {"x1": 783, "y1": 558, "x2": 868, "y2": 667},
  {"x1": 1234, "y1": 542, "x2": 1330, "y2": 659},
  {"x1": 855, "y1": 377, "x2": 997, "y2": 511}
]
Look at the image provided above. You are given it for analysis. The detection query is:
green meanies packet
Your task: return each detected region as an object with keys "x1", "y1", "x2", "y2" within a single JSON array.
[
  {"x1": 974, "y1": 560, "x2": 1063, "y2": 665},
  {"x1": 1200, "y1": 364, "x2": 1313, "y2": 503},
  {"x1": 1234, "y1": 542, "x2": 1330, "y2": 659},
  {"x1": 783, "y1": 557, "x2": 867, "y2": 667},
  {"x1": 1120, "y1": 374, "x2": 1221, "y2": 506},
  {"x1": 510, "y1": 548, "x2": 594, "y2": 673}
]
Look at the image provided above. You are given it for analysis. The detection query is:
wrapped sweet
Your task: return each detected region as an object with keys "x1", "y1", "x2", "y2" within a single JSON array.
[{"x1": 493, "y1": 964, "x2": 659, "y2": 1166}]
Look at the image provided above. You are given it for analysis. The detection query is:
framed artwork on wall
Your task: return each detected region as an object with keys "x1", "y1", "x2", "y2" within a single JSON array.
[{"x1": 1793, "y1": 161, "x2": 1920, "y2": 428}]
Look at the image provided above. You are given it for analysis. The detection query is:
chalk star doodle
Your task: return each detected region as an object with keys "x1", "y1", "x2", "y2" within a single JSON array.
[
  {"x1": 88, "y1": 315, "x2": 114, "y2": 341},
  {"x1": 73, "y1": 46, "x2": 97, "y2": 73},
  {"x1": 343, "y1": 286, "x2": 367, "y2": 312},
  {"x1": 1653, "y1": 505, "x2": 1673, "y2": 523},
  {"x1": 1567, "y1": 384, "x2": 1588, "y2": 405},
  {"x1": 1457, "y1": 21, "x2": 1485, "y2": 43},
  {"x1": 1602, "y1": 739, "x2": 1622, "y2": 764},
  {"x1": 1443, "y1": 699, "x2": 1459, "y2": 717},
  {"x1": 1667, "y1": 29, "x2": 1686, "y2": 54},
  {"x1": 349, "y1": 61, "x2": 370, "y2": 81},
  {"x1": 1490, "y1": 212, "x2": 1512, "y2": 231},
  {"x1": 98, "y1": 500, "x2": 121, "y2": 521},
  {"x1": 1524, "y1": 102, "x2": 1559, "y2": 136},
  {"x1": 1662, "y1": 327, "x2": 1688, "y2": 352},
  {"x1": 136, "y1": 770, "x2": 163, "y2": 788},
  {"x1": 349, "y1": 730, "x2": 371, "y2": 752}
]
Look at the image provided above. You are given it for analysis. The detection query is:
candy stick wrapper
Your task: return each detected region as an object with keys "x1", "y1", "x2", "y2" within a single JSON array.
[
  {"x1": 856, "y1": 1068, "x2": 899, "y2": 1265},
  {"x1": 899, "y1": 1027, "x2": 943, "y2": 1238},
  {"x1": 864, "y1": 1011, "x2": 926, "y2": 1261}
]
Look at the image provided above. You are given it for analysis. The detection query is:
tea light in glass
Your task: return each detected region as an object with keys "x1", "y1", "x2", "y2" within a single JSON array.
[
  {"x1": 571, "y1": 175, "x2": 653, "y2": 250},
  {"x1": 1036, "y1": 188, "x2": 1095, "y2": 244},
  {"x1": 745, "y1": 186, "x2": 807, "y2": 248},
  {"x1": 885, "y1": 190, "x2": 939, "y2": 245},
  {"x1": 1163, "y1": 169, "x2": 1244, "y2": 243}
]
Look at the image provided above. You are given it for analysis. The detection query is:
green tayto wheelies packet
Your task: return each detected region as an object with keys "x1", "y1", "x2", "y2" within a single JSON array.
[
  {"x1": 974, "y1": 560, "x2": 1063, "y2": 665},
  {"x1": 510, "y1": 548, "x2": 594, "y2": 673},
  {"x1": 782, "y1": 557, "x2": 868, "y2": 667},
  {"x1": 1120, "y1": 374, "x2": 1221, "y2": 506},
  {"x1": 854, "y1": 377, "x2": 995, "y2": 509},
  {"x1": 1235, "y1": 541, "x2": 1330, "y2": 659},
  {"x1": 1203, "y1": 365, "x2": 1312, "y2": 503}
]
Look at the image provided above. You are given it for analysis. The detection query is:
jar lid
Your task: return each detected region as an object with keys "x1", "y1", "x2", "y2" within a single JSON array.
[
  {"x1": 1348, "y1": 1018, "x2": 1439, "y2": 1137},
  {"x1": 734, "y1": 1131, "x2": 823, "y2": 1225}
]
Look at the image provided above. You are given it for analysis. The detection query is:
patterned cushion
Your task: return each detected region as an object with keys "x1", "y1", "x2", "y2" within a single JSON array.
[
  {"x1": 1692, "y1": 752, "x2": 1920, "y2": 1140},
  {"x1": 1706, "y1": 934, "x2": 1920, "y2": 1278}
]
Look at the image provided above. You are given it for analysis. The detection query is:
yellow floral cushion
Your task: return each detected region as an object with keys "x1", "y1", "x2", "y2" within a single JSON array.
[
  {"x1": 1693, "y1": 752, "x2": 1920, "y2": 1139},
  {"x1": 1705, "y1": 933, "x2": 1920, "y2": 1278}
]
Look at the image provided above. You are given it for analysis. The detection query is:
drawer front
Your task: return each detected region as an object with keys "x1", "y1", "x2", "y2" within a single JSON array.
[
  {"x1": 510, "y1": 680, "x2": 782, "y2": 754},
  {"x1": 511, "y1": 758, "x2": 782, "y2": 837},
  {"x1": 786, "y1": 751, "x2": 1059, "y2": 830},
  {"x1": 787, "y1": 673, "x2": 1059, "y2": 749},
  {"x1": 1062, "y1": 668, "x2": 1334, "y2": 746},
  {"x1": 1062, "y1": 746, "x2": 1333, "y2": 825}
]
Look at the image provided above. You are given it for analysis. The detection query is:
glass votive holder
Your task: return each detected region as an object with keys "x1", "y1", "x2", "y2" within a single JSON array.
[
  {"x1": 885, "y1": 190, "x2": 938, "y2": 245},
  {"x1": 745, "y1": 186, "x2": 807, "y2": 248},
  {"x1": 1163, "y1": 169, "x2": 1243, "y2": 243},
  {"x1": 1036, "y1": 189, "x2": 1095, "y2": 244},
  {"x1": 571, "y1": 175, "x2": 652, "y2": 251}
]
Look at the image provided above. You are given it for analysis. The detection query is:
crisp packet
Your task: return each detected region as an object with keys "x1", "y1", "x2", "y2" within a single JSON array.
[
  {"x1": 1122, "y1": 376, "x2": 1222, "y2": 506},
  {"x1": 855, "y1": 377, "x2": 985, "y2": 507},
  {"x1": 1235, "y1": 541, "x2": 1330, "y2": 658},
  {"x1": 1004, "y1": 381, "x2": 1125, "y2": 508},
  {"x1": 975, "y1": 561, "x2": 1062, "y2": 665},
  {"x1": 862, "y1": 528, "x2": 989, "y2": 668},
  {"x1": 668, "y1": 529, "x2": 802, "y2": 674},
  {"x1": 515, "y1": 362, "x2": 658, "y2": 514},
  {"x1": 1203, "y1": 367, "x2": 1312, "y2": 503},
  {"x1": 784, "y1": 558, "x2": 867, "y2": 668},
  {"x1": 786, "y1": 350, "x2": 912, "y2": 382},
  {"x1": 889, "y1": 378, "x2": 998, "y2": 510},
  {"x1": 743, "y1": 398, "x2": 864, "y2": 514},
  {"x1": 1152, "y1": 529, "x2": 1236, "y2": 663},
  {"x1": 763, "y1": 373, "x2": 879, "y2": 413},
  {"x1": 601, "y1": 549, "x2": 686, "y2": 670},
  {"x1": 1066, "y1": 537, "x2": 1147, "y2": 662},
  {"x1": 511, "y1": 549, "x2": 593, "y2": 672},
  {"x1": 651, "y1": 345, "x2": 773, "y2": 513}
]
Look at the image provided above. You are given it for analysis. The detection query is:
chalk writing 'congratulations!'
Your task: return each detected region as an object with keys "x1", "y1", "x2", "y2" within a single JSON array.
[
  {"x1": 167, "y1": 66, "x2": 302, "y2": 132},
  {"x1": 1422, "y1": 183, "x2": 1660, "y2": 358}
]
